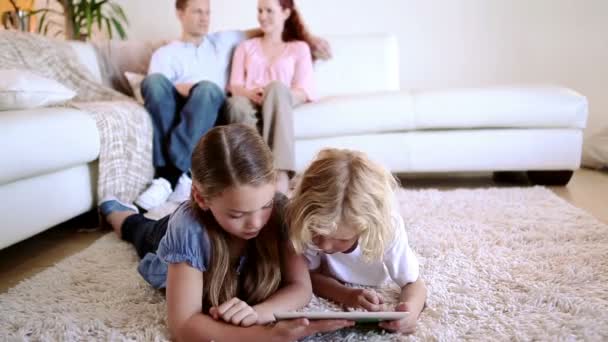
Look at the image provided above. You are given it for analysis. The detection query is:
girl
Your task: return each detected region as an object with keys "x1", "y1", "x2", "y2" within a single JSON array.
[
  {"x1": 99, "y1": 124, "x2": 353, "y2": 341},
  {"x1": 287, "y1": 148, "x2": 428, "y2": 335},
  {"x1": 226, "y1": 0, "x2": 316, "y2": 193}
]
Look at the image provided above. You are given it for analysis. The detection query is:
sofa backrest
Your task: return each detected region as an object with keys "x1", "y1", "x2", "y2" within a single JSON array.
[
  {"x1": 68, "y1": 33, "x2": 401, "y2": 97},
  {"x1": 314, "y1": 33, "x2": 400, "y2": 97},
  {"x1": 68, "y1": 41, "x2": 103, "y2": 84}
]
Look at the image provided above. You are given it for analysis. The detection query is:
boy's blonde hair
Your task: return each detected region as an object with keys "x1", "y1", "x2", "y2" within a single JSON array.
[{"x1": 287, "y1": 148, "x2": 397, "y2": 261}]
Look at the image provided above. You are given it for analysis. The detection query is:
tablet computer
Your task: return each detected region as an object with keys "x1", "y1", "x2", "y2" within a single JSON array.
[{"x1": 273, "y1": 311, "x2": 408, "y2": 323}]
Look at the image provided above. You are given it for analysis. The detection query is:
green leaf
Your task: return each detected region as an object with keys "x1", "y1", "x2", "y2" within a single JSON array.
[
  {"x1": 105, "y1": 17, "x2": 113, "y2": 39},
  {"x1": 93, "y1": 0, "x2": 109, "y2": 11},
  {"x1": 109, "y1": 2, "x2": 129, "y2": 25},
  {"x1": 37, "y1": 10, "x2": 48, "y2": 34},
  {"x1": 86, "y1": 1, "x2": 93, "y2": 37},
  {"x1": 110, "y1": 17, "x2": 126, "y2": 39},
  {"x1": 96, "y1": 5, "x2": 103, "y2": 30}
]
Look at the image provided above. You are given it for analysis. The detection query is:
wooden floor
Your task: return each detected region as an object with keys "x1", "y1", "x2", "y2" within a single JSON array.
[{"x1": 1, "y1": 168, "x2": 606, "y2": 293}]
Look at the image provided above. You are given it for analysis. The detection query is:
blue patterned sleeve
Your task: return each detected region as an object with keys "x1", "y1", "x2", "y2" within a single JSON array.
[{"x1": 156, "y1": 203, "x2": 211, "y2": 272}]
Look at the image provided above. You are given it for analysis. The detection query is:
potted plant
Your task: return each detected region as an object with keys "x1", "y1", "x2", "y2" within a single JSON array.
[{"x1": 35, "y1": 0, "x2": 128, "y2": 40}]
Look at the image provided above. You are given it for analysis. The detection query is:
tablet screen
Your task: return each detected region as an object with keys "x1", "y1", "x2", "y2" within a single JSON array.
[{"x1": 273, "y1": 311, "x2": 408, "y2": 323}]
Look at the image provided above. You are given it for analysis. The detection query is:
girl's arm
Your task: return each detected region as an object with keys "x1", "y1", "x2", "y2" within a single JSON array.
[
  {"x1": 253, "y1": 243, "x2": 313, "y2": 323},
  {"x1": 310, "y1": 269, "x2": 384, "y2": 311},
  {"x1": 168, "y1": 262, "x2": 353, "y2": 341},
  {"x1": 167, "y1": 262, "x2": 268, "y2": 341}
]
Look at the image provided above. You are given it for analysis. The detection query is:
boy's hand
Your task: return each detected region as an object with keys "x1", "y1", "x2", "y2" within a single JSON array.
[
  {"x1": 346, "y1": 288, "x2": 385, "y2": 311},
  {"x1": 378, "y1": 302, "x2": 418, "y2": 334},
  {"x1": 209, "y1": 297, "x2": 258, "y2": 327}
]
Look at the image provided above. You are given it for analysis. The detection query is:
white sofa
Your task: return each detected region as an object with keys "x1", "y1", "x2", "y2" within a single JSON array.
[
  {"x1": 0, "y1": 33, "x2": 587, "y2": 250},
  {"x1": 293, "y1": 34, "x2": 587, "y2": 179}
]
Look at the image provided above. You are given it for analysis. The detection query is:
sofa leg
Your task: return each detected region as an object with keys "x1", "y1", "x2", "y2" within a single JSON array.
[
  {"x1": 526, "y1": 170, "x2": 574, "y2": 186},
  {"x1": 492, "y1": 171, "x2": 528, "y2": 184}
]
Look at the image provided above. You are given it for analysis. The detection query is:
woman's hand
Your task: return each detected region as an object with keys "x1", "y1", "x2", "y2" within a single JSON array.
[
  {"x1": 209, "y1": 297, "x2": 259, "y2": 327},
  {"x1": 270, "y1": 318, "x2": 354, "y2": 342},
  {"x1": 247, "y1": 87, "x2": 264, "y2": 105}
]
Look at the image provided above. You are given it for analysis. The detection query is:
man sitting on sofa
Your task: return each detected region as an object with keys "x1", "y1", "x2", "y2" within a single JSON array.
[{"x1": 135, "y1": 0, "x2": 330, "y2": 210}]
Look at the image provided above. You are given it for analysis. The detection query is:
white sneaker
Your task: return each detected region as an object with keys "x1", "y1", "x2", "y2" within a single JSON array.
[
  {"x1": 135, "y1": 177, "x2": 172, "y2": 210},
  {"x1": 167, "y1": 173, "x2": 192, "y2": 204}
]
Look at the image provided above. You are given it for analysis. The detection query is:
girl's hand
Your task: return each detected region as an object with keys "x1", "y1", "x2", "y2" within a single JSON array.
[
  {"x1": 270, "y1": 318, "x2": 354, "y2": 341},
  {"x1": 346, "y1": 288, "x2": 385, "y2": 311},
  {"x1": 378, "y1": 302, "x2": 418, "y2": 334},
  {"x1": 209, "y1": 297, "x2": 258, "y2": 327}
]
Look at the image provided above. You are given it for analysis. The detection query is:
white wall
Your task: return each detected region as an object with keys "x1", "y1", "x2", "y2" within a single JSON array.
[{"x1": 116, "y1": 0, "x2": 608, "y2": 137}]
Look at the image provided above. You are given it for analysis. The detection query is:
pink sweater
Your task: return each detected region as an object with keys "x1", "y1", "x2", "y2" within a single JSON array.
[{"x1": 229, "y1": 38, "x2": 316, "y2": 101}]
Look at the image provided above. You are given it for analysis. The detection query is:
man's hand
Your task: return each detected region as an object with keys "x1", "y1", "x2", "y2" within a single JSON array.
[
  {"x1": 209, "y1": 297, "x2": 259, "y2": 327},
  {"x1": 378, "y1": 302, "x2": 418, "y2": 334},
  {"x1": 270, "y1": 318, "x2": 354, "y2": 342},
  {"x1": 345, "y1": 288, "x2": 385, "y2": 311},
  {"x1": 309, "y1": 35, "x2": 332, "y2": 60},
  {"x1": 175, "y1": 83, "x2": 195, "y2": 97}
]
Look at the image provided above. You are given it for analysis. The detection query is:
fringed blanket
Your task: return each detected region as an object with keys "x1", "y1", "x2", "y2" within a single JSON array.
[{"x1": 0, "y1": 31, "x2": 153, "y2": 202}]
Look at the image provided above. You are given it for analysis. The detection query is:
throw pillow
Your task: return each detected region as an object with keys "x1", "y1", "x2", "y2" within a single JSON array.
[
  {"x1": 124, "y1": 72, "x2": 146, "y2": 104},
  {"x1": 0, "y1": 69, "x2": 76, "y2": 111},
  {"x1": 93, "y1": 40, "x2": 167, "y2": 97}
]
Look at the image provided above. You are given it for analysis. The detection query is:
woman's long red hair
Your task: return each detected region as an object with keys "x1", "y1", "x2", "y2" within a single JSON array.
[{"x1": 278, "y1": 0, "x2": 316, "y2": 60}]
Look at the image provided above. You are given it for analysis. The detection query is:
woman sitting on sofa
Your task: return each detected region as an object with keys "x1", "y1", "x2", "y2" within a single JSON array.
[{"x1": 226, "y1": 0, "x2": 316, "y2": 193}]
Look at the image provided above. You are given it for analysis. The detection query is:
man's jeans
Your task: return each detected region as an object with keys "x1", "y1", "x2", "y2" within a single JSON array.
[{"x1": 141, "y1": 74, "x2": 224, "y2": 174}]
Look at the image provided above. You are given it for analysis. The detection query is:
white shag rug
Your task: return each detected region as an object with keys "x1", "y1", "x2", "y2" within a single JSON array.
[{"x1": 1, "y1": 187, "x2": 607, "y2": 341}]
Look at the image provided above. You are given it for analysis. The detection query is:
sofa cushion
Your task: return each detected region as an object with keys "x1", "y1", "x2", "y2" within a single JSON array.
[
  {"x1": 294, "y1": 92, "x2": 415, "y2": 139},
  {"x1": 413, "y1": 86, "x2": 588, "y2": 130},
  {"x1": 294, "y1": 86, "x2": 587, "y2": 139},
  {"x1": 0, "y1": 108, "x2": 100, "y2": 185},
  {"x1": 314, "y1": 34, "x2": 400, "y2": 98}
]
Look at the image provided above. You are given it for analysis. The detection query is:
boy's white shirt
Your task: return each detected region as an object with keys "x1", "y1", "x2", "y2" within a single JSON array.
[{"x1": 305, "y1": 208, "x2": 420, "y2": 288}]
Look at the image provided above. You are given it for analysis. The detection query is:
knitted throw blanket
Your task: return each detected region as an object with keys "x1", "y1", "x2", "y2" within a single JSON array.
[{"x1": 0, "y1": 31, "x2": 153, "y2": 202}]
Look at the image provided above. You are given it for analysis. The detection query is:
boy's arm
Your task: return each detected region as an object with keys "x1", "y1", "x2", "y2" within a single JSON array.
[
  {"x1": 310, "y1": 270, "x2": 385, "y2": 311},
  {"x1": 378, "y1": 277, "x2": 427, "y2": 334},
  {"x1": 310, "y1": 270, "x2": 352, "y2": 305},
  {"x1": 398, "y1": 277, "x2": 427, "y2": 316}
]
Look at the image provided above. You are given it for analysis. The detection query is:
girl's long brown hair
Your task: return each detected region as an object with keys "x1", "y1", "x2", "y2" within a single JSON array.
[{"x1": 190, "y1": 124, "x2": 281, "y2": 310}]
